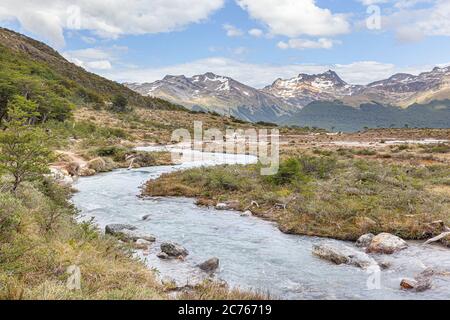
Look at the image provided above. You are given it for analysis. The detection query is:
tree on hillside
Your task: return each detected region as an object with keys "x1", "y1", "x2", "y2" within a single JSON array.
[
  {"x1": 0, "y1": 81, "x2": 17, "y2": 125},
  {"x1": 0, "y1": 95, "x2": 53, "y2": 192},
  {"x1": 112, "y1": 94, "x2": 128, "y2": 112}
]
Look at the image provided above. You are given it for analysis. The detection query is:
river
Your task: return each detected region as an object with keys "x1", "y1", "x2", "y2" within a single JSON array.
[{"x1": 72, "y1": 147, "x2": 450, "y2": 300}]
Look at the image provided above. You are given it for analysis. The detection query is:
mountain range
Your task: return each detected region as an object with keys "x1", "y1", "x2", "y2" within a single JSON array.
[{"x1": 126, "y1": 67, "x2": 450, "y2": 130}]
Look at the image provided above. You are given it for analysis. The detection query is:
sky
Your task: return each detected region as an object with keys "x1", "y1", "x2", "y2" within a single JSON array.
[{"x1": 1, "y1": 0, "x2": 450, "y2": 88}]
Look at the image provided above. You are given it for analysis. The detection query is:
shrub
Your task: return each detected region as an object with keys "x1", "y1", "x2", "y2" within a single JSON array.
[
  {"x1": 111, "y1": 94, "x2": 128, "y2": 113},
  {"x1": 95, "y1": 146, "x2": 127, "y2": 158},
  {"x1": 0, "y1": 193, "x2": 23, "y2": 241},
  {"x1": 268, "y1": 158, "x2": 305, "y2": 186},
  {"x1": 298, "y1": 156, "x2": 337, "y2": 179}
]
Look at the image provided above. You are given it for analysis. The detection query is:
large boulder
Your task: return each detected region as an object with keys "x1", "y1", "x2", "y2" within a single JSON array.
[
  {"x1": 367, "y1": 233, "x2": 408, "y2": 254},
  {"x1": 161, "y1": 242, "x2": 189, "y2": 258},
  {"x1": 313, "y1": 242, "x2": 378, "y2": 270},
  {"x1": 356, "y1": 233, "x2": 375, "y2": 248},
  {"x1": 198, "y1": 258, "x2": 220, "y2": 273}
]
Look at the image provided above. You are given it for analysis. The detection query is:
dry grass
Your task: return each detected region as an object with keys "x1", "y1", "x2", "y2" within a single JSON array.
[{"x1": 144, "y1": 155, "x2": 450, "y2": 241}]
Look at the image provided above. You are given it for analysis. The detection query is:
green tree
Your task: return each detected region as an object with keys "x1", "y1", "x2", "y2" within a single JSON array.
[
  {"x1": 112, "y1": 94, "x2": 128, "y2": 112},
  {"x1": 0, "y1": 81, "x2": 17, "y2": 125},
  {"x1": 0, "y1": 96, "x2": 53, "y2": 191}
]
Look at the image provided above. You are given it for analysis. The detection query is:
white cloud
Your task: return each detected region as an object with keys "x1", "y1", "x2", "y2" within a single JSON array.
[
  {"x1": 98, "y1": 57, "x2": 442, "y2": 88},
  {"x1": 0, "y1": 0, "x2": 225, "y2": 46},
  {"x1": 248, "y1": 28, "x2": 264, "y2": 37},
  {"x1": 63, "y1": 46, "x2": 126, "y2": 71},
  {"x1": 223, "y1": 24, "x2": 244, "y2": 37},
  {"x1": 236, "y1": 0, "x2": 350, "y2": 37},
  {"x1": 85, "y1": 60, "x2": 112, "y2": 70},
  {"x1": 362, "y1": 0, "x2": 450, "y2": 42},
  {"x1": 277, "y1": 38, "x2": 340, "y2": 50},
  {"x1": 358, "y1": 0, "x2": 390, "y2": 5}
]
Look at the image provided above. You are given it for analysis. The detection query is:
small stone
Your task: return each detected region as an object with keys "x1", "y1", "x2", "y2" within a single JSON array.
[
  {"x1": 241, "y1": 210, "x2": 252, "y2": 217},
  {"x1": 157, "y1": 252, "x2": 169, "y2": 260},
  {"x1": 379, "y1": 260, "x2": 392, "y2": 270},
  {"x1": 401, "y1": 278, "x2": 418, "y2": 290},
  {"x1": 216, "y1": 203, "x2": 229, "y2": 210},
  {"x1": 142, "y1": 214, "x2": 151, "y2": 221},
  {"x1": 198, "y1": 258, "x2": 220, "y2": 273},
  {"x1": 356, "y1": 233, "x2": 375, "y2": 248}
]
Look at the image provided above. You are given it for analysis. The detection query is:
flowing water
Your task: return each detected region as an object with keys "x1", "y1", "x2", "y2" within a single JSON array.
[{"x1": 72, "y1": 147, "x2": 450, "y2": 300}]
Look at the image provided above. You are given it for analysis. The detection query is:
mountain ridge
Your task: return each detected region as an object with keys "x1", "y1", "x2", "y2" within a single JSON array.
[
  {"x1": 128, "y1": 66, "x2": 450, "y2": 114},
  {"x1": 126, "y1": 72, "x2": 298, "y2": 122}
]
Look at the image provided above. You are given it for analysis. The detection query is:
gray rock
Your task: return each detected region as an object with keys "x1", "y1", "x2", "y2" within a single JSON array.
[
  {"x1": 157, "y1": 252, "x2": 170, "y2": 260},
  {"x1": 356, "y1": 233, "x2": 375, "y2": 248},
  {"x1": 105, "y1": 224, "x2": 137, "y2": 235},
  {"x1": 313, "y1": 242, "x2": 379, "y2": 270},
  {"x1": 105, "y1": 224, "x2": 155, "y2": 243},
  {"x1": 120, "y1": 230, "x2": 156, "y2": 242},
  {"x1": 142, "y1": 214, "x2": 151, "y2": 221},
  {"x1": 198, "y1": 258, "x2": 220, "y2": 273},
  {"x1": 161, "y1": 242, "x2": 189, "y2": 257},
  {"x1": 400, "y1": 278, "x2": 418, "y2": 290},
  {"x1": 378, "y1": 259, "x2": 392, "y2": 270},
  {"x1": 367, "y1": 233, "x2": 408, "y2": 254},
  {"x1": 401, "y1": 268, "x2": 434, "y2": 292},
  {"x1": 240, "y1": 210, "x2": 252, "y2": 217},
  {"x1": 215, "y1": 203, "x2": 229, "y2": 210}
]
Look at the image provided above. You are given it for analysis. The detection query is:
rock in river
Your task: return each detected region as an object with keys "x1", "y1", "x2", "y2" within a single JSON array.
[
  {"x1": 198, "y1": 258, "x2": 220, "y2": 273},
  {"x1": 367, "y1": 233, "x2": 408, "y2": 254},
  {"x1": 216, "y1": 203, "x2": 229, "y2": 210},
  {"x1": 313, "y1": 242, "x2": 379, "y2": 270},
  {"x1": 157, "y1": 252, "x2": 170, "y2": 260},
  {"x1": 161, "y1": 242, "x2": 189, "y2": 258},
  {"x1": 105, "y1": 224, "x2": 137, "y2": 234},
  {"x1": 105, "y1": 224, "x2": 156, "y2": 243},
  {"x1": 241, "y1": 210, "x2": 252, "y2": 217},
  {"x1": 356, "y1": 233, "x2": 375, "y2": 248},
  {"x1": 401, "y1": 268, "x2": 435, "y2": 292}
]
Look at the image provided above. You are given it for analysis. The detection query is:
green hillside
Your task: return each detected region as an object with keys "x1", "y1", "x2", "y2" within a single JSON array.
[{"x1": 0, "y1": 27, "x2": 182, "y2": 125}]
